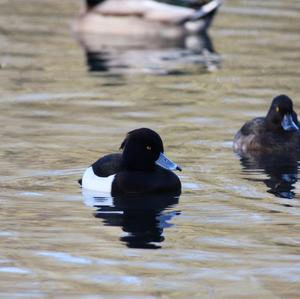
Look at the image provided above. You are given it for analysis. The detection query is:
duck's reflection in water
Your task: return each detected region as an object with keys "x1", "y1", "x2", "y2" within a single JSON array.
[
  {"x1": 239, "y1": 153, "x2": 299, "y2": 199},
  {"x1": 78, "y1": 31, "x2": 219, "y2": 74},
  {"x1": 83, "y1": 190, "x2": 180, "y2": 249}
]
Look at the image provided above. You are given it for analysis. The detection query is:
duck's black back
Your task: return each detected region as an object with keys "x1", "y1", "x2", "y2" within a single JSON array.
[{"x1": 92, "y1": 153, "x2": 122, "y2": 177}]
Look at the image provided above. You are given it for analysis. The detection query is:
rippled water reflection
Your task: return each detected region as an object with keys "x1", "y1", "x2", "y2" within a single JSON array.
[
  {"x1": 83, "y1": 190, "x2": 180, "y2": 249},
  {"x1": 238, "y1": 153, "x2": 300, "y2": 199},
  {"x1": 79, "y1": 31, "x2": 220, "y2": 74},
  {"x1": 1, "y1": 0, "x2": 300, "y2": 298}
]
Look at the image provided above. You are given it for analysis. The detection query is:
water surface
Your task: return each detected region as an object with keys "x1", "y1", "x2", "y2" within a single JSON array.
[{"x1": 0, "y1": 0, "x2": 300, "y2": 298}]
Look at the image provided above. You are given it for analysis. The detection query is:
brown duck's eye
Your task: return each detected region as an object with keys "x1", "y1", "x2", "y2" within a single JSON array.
[
  {"x1": 276, "y1": 107, "x2": 280, "y2": 112},
  {"x1": 146, "y1": 146, "x2": 152, "y2": 150}
]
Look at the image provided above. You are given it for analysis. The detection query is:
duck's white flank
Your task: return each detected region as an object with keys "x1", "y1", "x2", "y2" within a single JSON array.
[{"x1": 82, "y1": 167, "x2": 116, "y2": 193}]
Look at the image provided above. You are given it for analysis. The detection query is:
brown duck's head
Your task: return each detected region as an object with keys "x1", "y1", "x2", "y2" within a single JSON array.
[{"x1": 266, "y1": 95, "x2": 299, "y2": 132}]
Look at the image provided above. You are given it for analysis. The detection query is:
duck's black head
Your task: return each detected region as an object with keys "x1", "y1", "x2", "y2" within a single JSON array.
[
  {"x1": 120, "y1": 128, "x2": 181, "y2": 172},
  {"x1": 266, "y1": 95, "x2": 299, "y2": 132}
]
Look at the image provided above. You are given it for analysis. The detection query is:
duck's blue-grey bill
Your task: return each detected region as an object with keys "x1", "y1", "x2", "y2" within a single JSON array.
[
  {"x1": 155, "y1": 153, "x2": 182, "y2": 171},
  {"x1": 281, "y1": 114, "x2": 299, "y2": 131}
]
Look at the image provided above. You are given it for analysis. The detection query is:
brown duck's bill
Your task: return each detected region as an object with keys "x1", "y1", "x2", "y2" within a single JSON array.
[{"x1": 281, "y1": 114, "x2": 299, "y2": 132}]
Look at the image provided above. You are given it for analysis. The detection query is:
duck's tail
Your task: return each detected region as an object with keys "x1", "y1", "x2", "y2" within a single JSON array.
[
  {"x1": 188, "y1": 0, "x2": 222, "y2": 21},
  {"x1": 86, "y1": 0, "x2": 105, "y2": 9},
  {"x1": 181, "y1": 0, "x2": 222, "y2": 32}
]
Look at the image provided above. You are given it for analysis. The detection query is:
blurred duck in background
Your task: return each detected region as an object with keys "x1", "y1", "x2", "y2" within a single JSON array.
[
  {"x1": 74, "y1": 0, "x2": 222, "y2": 37},
  {"x1": 73, "y1": 0, "x2": 223, "y2": 74}
]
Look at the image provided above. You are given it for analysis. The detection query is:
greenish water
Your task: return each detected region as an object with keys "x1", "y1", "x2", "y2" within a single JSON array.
[{"x1": 0, "y1": 0, "x2": 300, "y2": 298}]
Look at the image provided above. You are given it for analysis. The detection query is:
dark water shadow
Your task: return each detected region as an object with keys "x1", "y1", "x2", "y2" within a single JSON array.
[
  {"x1": 83, "y1": 190, "x2": 180, "y2": 249},
  {"x1": 77, "y1": 31, "x2": 220, "y2": 75},
  {"x1": 238, "y1": 152, "x2": 300, "y2": 199}
]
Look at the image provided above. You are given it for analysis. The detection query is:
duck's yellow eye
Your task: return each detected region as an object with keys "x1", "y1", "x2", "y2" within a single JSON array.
[
  {"x1": 276, "y1": 107, "x2": 280, "y2": 112},
  {"x1": 146, "y1": 146, "x2": 151, "y2": 150}
]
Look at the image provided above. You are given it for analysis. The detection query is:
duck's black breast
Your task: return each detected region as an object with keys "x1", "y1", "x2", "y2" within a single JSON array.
[
  {"x1": 92, "y1": 153, "x2": 122, "y2": 177},
  {"x1": 261, "y1": 131, "x2": 300, "y2": 152},
  {"x1": 111, "y1": 166, "x2": 181, "y2": 196}
]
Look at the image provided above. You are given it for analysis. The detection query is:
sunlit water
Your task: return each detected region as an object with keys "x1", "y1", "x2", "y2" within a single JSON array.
[{"x1": 0, "y1": 0, "x2": 300, "y2": 298}]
